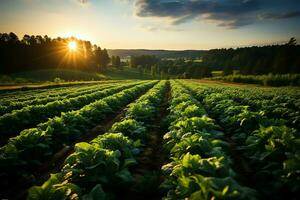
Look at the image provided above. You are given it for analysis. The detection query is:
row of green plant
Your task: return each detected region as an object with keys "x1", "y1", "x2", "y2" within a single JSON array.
[
  {"x1": 0, "y1": 82, "x2": 122, "y2": 115},
  {"x1": 27, "y1": 81, "x2": 167, "y2": 199},
  {"x1": 0, "y1": 85, "x2": 84, "y2": 108},
  {"x1": 0, "y1": 81, "x2": 142, "y2": 137},
  {"x1": 0, "y1": 82, "x2": 89, "y2": 100},
  {"x1": 160, "y1": 81, "x2": 256, "y2": 200},
  {"x1": 187, "y1": 83, "x2": 300, "y2": 130},
  {"x1": 0, "y1": 81, "x2": 156, "y2": 186},
  {"x1": 0, "y1": 80, "x2": 123, "y2": 101},
  {"x1": 210, "y1": 74, "x2": 300, "y2": 86},
  {"x1": 184, "y1": 81, "x2": 300, "y2": 198}
]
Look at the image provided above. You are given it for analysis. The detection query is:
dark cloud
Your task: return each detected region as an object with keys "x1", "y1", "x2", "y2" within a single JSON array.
[
  {"x1": 134, "y1": 0, "x2": 300, "y2": 28},
  {"x1": 258, "y1": 11, "x2": 300, "y2": 20}
]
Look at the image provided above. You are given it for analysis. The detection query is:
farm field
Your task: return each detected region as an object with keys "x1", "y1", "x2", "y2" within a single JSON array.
[{"x1": 0, "y1": 80, "x2": 299, "y2": 200}]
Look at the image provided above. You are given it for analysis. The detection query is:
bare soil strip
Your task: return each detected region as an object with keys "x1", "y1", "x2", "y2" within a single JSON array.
[{"x1": 120, "y1": 82, "x2": 171, "y2": 200}]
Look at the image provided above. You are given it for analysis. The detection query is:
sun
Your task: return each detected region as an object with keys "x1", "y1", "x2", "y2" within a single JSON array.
[{"x1": 68, "y1": 41, "x2": 77, "y2": 51}]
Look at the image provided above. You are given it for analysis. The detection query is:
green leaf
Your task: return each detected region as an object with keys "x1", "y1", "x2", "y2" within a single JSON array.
[
  {"x1": 82, "y1": 184, "x2": 106, "y2": 200},
  {"x1": 124, "y1": 158, "x2": 137, "y2": 168},
  {"x1": 115, "y1": 169, "x2": 133, "y2": 183}
]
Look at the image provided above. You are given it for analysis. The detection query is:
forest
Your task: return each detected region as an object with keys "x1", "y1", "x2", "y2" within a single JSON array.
[
  {"x1": 0, "y1": 32, "x2": 110, "y2": 73},
  {"x1": 130, "y1": 38, "x2": 300, "y2": 79}
]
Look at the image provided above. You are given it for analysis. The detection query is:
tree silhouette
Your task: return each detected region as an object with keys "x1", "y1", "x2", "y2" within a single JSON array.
[
  {"x1": 287, "y1": 37, "x2": 297, "y2": 46},
  {"x1": 0, "y1": 32, "x2": 111, "y2": 73}
]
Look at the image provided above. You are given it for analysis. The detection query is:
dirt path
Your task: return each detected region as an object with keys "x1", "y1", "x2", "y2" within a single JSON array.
[{"x1": 120, "y1": 82, "x2": 171, "y2": 200}]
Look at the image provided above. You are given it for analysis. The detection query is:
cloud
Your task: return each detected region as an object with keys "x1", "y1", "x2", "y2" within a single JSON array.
[
  {"x1": 133, "y1": 0, "x2": 300, "y2": 29},
  {"x1": 141, "y1": 25, "x2": 183, "y2": 32},
  {"x1": 258, "y1": 11, "x2": 300, "y2": 20}
]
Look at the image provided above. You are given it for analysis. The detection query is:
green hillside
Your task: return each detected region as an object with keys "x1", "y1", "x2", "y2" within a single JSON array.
[{"x1": 0, "y1": 67, "x2": 155, "y2": 84}]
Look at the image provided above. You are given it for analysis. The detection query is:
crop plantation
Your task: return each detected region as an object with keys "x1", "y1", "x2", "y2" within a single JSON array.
[{"x1": 0, "y1": 80, "x2": 299, "y2": 200}]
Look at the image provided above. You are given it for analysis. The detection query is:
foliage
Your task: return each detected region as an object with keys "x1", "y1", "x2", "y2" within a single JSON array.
[
  {"x1": 184, "y1": 80, "x2": 300, "y2": 197},
  {"x1": 0, "y1": 81, "x2": 155, "y2": 179},
  {"x1": 1, "y1": 79, "x2": 300, "y2": 199},
  {"x1": 27, "y1": 80, "x2": 167, "y2": 199},
  {"x1": 0, "y1": 82, "x2": 139, "y2": 135},
  {"x1": 211, "y1": 73, "x2": 300, "y2": 86},
  {"x1": 161, "y1": 81, "x2": 256, "y2": 199},
  {"x1": 110, "y1": 119, "x2": 146, "y2": 141}
]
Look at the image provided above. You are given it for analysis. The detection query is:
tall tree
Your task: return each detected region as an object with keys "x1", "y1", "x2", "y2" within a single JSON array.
[{"x1": 115, "y1": 56, "x2": 121, "y2": 68}]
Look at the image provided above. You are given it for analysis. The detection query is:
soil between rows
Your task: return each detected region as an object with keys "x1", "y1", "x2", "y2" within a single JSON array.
[{"x1": 119, "y1": 81, "x2": 171, "y2": 200}]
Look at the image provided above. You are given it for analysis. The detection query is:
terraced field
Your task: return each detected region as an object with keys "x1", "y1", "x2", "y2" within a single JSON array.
[{"x1": 0, "y1": 80, "x2": 299, "y2": 200}]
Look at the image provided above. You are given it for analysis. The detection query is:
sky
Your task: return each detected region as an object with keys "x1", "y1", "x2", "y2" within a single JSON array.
[{"x1": 0, "y1": 0, "x2": 300, "y2": 50}]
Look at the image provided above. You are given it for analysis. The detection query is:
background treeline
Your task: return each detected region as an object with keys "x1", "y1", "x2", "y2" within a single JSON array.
[
  {"x1": 129, "y1": 38, "x2": 300, "y2": 78},
  {"x1": 0, "y1": 32, "x2": 110, "y2": 73},
  {"x1": 203, "y1": 38, "x2": 300, "y2": 75},
  {"x1": 108, "y1": 49, "x2": 205, "y2": 59},
  {"x1": 130, "y1": 56, "x2": 211, "y2": 78},
  {"x1": 211, "y1": 74, "x2": 300, "y2": 86}
]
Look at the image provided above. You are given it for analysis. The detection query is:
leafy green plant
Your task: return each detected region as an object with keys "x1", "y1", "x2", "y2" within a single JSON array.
[
  {"x1": 110, "y1": 119, "x2": 146, "y2": 141},
  {"x1": 162, "y1": 154, "x2": 255, "y2": 200},
  {"x1": 126, "y1": 101, "x2": 156, "y2": 122},
  {"x1": 27, "y1": 173, "x2": 81, "y2": 200},
  {"x1": 170, "y1": 133, "x2": 227, "y2": 159}
]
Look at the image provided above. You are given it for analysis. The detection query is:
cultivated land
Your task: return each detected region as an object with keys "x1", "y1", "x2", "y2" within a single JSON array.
[
  {"x1": 0, "y1": 80, "x2": 299, "y2": 200},
  {"x1": 0, "y1": 67, "x2": 155, "y2": 87}
]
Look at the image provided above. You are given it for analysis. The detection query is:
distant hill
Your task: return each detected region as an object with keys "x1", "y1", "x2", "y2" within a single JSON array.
[
  {"x1": 107, "y1": 49, "x2": 207, "y2": 59},
  {"x1": 0, "y1": 67, "x2": 154, "y2": 84}
]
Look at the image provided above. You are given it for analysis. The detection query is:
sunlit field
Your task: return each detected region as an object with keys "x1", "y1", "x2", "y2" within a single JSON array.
[{"x1": 0, "y1": 0, "x2": 300, "y2": 199}]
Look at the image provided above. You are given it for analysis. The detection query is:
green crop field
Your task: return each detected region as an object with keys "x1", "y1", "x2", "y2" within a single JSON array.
[{"x1": 0, "y1": 80, "x2": 299, "y2": 200}]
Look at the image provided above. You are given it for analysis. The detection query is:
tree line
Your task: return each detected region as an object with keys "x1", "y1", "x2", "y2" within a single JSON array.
[
  {"x1": 0, "y1": 32, "x2": 111, "y2": 73},
  {"x1": 130, "y1": 38, "x2": 299, "y2": 78},
  {"x1": 1, "y1": 33, "x2": 299, "y2": 78},
  {"x1": 130, "y1": 56, "x2": 214, "y2": 79},
  {"x1": 203, "y1": 38, "x2": 300, "y2": 75}
]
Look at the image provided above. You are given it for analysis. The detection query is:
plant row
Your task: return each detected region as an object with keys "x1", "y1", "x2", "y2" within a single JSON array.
[
  {"x1": 160, "y1": 81, "x2": 256, "y2": 200},
  {"x1": 27, "y1": 81, "x2": 167, "y2": 199},
  {"x1": 0, "y1": 81, "x2": 141, "y2": 136},
  {"x1": 0, "y1": 80, "x2": 126, "y2": 102},
  {"x1": 186, "y1": 82, "x2": 300, "y2": 130},
  {"x1": 0, "y1": 82, "x2": 99, "y2": 102},
  {"x1": 0, "y1": 80, "x2": 123, "y2": 106},
  {"x1": 0, "y1": 82, "x2": 121, "y2": 115},
  {"x1": 0, "y1": 81, "x2": 156, "y2": 184},
  {"x1": 183, "y1": 80, "x2": 300, "y2": 198}
]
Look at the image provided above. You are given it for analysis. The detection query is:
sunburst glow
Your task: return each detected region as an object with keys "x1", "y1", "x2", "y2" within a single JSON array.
[{"x1": 68, "y1": 41, "x2": 77, "y2": 51}]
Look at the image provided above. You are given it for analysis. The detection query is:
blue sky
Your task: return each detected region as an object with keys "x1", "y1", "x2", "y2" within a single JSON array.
[{"x1": 0, "y1": 0, "x2": 300, "y2": 50}]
